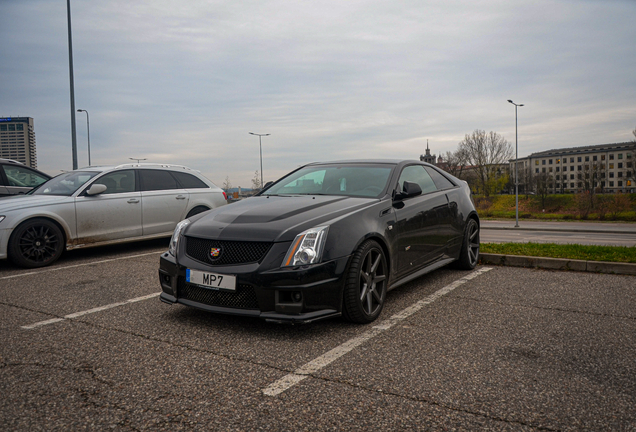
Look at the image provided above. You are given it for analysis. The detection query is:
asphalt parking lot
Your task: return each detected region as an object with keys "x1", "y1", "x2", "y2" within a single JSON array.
[{"x1": 1, "y1": 240, "x2": 635, "y2": 431}]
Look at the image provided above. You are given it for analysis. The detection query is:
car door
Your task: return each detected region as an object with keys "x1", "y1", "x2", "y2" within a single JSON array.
[
  {"x1": 1, "y1": 164, "x2": 50, "y2": 195},
  {"x1": 424, "y1": 166, "x2": 462, "y2": 250},
  {"x1": 392, "y1": 165, "x2": 448, "y2": 278},
  {"x1": 138, "y1": 169, "x2": 189, "y2": 236},
  {"x1": 74, "y1": 169, "x2": 143, "y2": 243}
]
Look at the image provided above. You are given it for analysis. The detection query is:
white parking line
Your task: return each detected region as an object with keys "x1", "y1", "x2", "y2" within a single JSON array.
[
  {"x1": 21, "y1": 292, "x2": 160, "y2": 330},
  {"x1": 1, "y1": 252, "x2": 161, "y2": 281},
  {"x1": 262, "y1": 267, "x2": 493, "y2": 397}
]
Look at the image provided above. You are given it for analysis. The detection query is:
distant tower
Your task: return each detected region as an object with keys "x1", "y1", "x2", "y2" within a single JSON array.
[
  {"x1": 419, "y1": 140, "x2": 436, "y2": 165},
  {"x1": 0, "y1": 117, "x2": 38, "y2": 168}
]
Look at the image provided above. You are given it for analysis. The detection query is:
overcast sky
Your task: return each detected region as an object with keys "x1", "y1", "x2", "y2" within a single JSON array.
[{"x1": 2, "y1": 0, "x2": 635, "y2": 187}]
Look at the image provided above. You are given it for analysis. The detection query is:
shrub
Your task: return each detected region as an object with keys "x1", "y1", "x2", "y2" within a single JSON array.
[{"x1": 608, "y1": 194, "x2": 632, "y2": 219}]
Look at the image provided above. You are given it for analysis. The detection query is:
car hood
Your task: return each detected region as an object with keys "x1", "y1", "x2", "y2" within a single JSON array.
[
  {"x1": 185, "y1": 195, "x2": 379, "y2": 242},
  {"x1": 0, "y1": 194, "x2": 72, "y2": 213}
]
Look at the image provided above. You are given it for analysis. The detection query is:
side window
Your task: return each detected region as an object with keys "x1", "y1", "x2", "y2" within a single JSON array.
[
  {"x1": 94, "y1": 170, "x2": 136, "y2": 194},
  {"x1": 171, "y1": 171, "x2": 209, "y2": 189},
  {"x1": 397, "y1": 165, "x2": 437, "y2": 195},
  {"x1": 2, "y1": 165, "x2": 49, "y2": 187},
  {"x1": 424, "y1": 167, "x2": 455, "y2": 190},
  {"x1": 139, "y1": 169, "x2": 180, "y2": 192}
]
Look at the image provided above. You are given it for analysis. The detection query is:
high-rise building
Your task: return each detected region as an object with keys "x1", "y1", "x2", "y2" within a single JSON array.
[{"x1": 0, "y1": 117, "x2": 38, "y2": 168}]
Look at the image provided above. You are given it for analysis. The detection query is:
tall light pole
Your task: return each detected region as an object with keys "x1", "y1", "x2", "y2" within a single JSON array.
[
  {"x1": 508, "y1": 100, "x2": 524, "y2": 228},
  {"x1": 67, "y1": 0, "x2": 78, "y2": 170},
  {"x1": 249, "y1": 132, "x2": 269, "y2": 189},
  {"x1": 77, "y1": 109, "x2": 90, "y2": 166}
]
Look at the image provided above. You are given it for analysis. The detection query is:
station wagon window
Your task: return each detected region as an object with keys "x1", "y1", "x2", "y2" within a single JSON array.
[
  {"x1": 32, "y1": 171, "x2": 98, "y2": 196},
  {"x1": 171, "y1": 171, "x2": 208, "y2": 189},
  {"x1": 94, "y1": 170, "x2": 136, "y2": 194},
  {"x1": 139, "y1": 170, "x2": 180, "y2": 191},
  {"x1": 398, "y1": 165, "x2": 437, "y2": 195}
]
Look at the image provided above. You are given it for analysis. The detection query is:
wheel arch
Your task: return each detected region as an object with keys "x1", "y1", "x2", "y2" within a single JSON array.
[
  {"x1": 185, "y1": 205, "x2": 211, "y2": 219},
  {"x1": 9, "y1": 215, "x2": 69, "y2": 248}
]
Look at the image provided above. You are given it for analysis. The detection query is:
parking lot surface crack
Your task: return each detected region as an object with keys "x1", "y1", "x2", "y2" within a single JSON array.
[
  {"x1": 453, "y1": 295, "x2": 636, "y2": 321},
  {"x1": 303, "y1": 374, "x2": 562, "y2": 431}
]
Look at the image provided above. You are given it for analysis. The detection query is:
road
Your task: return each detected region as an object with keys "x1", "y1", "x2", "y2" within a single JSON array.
[
  {"x1": 1, "y1": 239, "x2": 635, "y2": 430},
  {"x1": 481, "y1": 219, "x2": 636, "y2": 247}
]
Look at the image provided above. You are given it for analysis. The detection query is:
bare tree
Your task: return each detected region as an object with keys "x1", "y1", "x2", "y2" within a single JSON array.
[
  {"x1": 443, "y1": 149, "x2": 469, "y2": 179},
  {"x1": 632, "y1": 127, "x2": 636, "y2": 141},
  {"x1": 251, "y1": 170, "x2": 262, "y2": 191},
  {"x1": 222, "y1": 176, "x2": 232, "y2": 192},
  {"x1": 458, "y1": 130, "x2": 514, "y2": 196},
  {"x1": 534, "y1": 171, "x2": 550, "y2": 209}
]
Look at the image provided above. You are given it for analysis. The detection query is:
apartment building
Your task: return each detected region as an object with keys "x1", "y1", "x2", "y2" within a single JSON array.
[
  {"x1": 0, "y1": 117, "x2": 38, "y2": 168},
  {"x1": 510, "y1": 142, "x2": 635, "y2": 194}
]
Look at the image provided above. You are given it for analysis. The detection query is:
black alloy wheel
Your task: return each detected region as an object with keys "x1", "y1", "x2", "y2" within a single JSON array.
[
  {"x1": 454, "y1": 218, "x2": 480, "y2": 270},
  {"x1": 9, "y1": 218, "x2": 64, "y2": 268},
  {"x1": 343, "y1": 240, "x2": 388, "y2": 323}
]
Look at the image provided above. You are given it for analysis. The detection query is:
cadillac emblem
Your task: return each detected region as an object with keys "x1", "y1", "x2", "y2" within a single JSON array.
[{"x1": 210, "y1": 247, "x2": 222, "y2": 260}]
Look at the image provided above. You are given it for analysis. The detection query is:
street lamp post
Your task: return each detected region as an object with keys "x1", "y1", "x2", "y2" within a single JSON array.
[
  {"x1": 508, "y1": 99, "x2": 524, "y2": 228},
  {"x1": 77, "y1": 109, "x2": 90, "y2": 166},
  {"x1": 67, "y1": 0, "x2": 78, "y2": 170},
  {"x1": 249, "y1": 132, "x2": 270, "y2": 189}
]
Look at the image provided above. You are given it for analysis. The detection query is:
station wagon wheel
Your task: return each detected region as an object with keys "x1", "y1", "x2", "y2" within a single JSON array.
[
  {"x1": 343, "y1": 240, "x2": 388, "y2": 323},
  {"x1": 8, "y1": 218, "x2": 64, "y2": 268},
  {"x1": 454, "y1": 218, "x2": 480, "y2": 270}
]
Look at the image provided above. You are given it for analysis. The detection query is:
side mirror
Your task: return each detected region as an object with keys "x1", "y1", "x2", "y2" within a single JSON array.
[
  {"x1": 395, "y1": 181, "x2": 422, "y2": 200},
  {"x1": 86, "y1": 183, "x2": 107, "y2": 196}
]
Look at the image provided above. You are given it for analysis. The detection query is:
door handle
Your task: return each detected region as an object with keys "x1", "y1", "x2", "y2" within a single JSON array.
[
  {"x1": 176, "y1": 195, "x2": 186, "y2": 200},
  {"x1": 127, "y1": 198, "x2": 140, "y2": 203}
]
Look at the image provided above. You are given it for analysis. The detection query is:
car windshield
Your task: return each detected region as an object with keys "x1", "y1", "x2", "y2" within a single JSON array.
[
  {"x1": 31, "y1": 171, "x2": 99, "y2": 196},
  {"x1": 262, "y1": 163, "x2": 394, "y2": 198}
]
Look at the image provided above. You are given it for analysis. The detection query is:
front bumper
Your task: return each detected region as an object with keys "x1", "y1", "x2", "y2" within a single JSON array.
[{"x1": 158, "y1": 250, "x2": 351, "y2": 324}]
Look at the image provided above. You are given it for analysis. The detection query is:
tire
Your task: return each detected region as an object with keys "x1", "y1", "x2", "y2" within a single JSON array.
[
  {"x1": 342, "y1": 240, "x2": 388, "y2": 323},
  {"x1": 186, "y1": 206, "x2": 209, "y2": 218},
  {"x1": 9, "y1": 218, "x2": 65, "y2": 268},
  {"x1": 453, "y1": 218, "x2": 480, "y2": 270}
]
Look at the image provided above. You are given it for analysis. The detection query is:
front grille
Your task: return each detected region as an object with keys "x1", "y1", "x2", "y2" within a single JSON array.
[
  {"x1": 177, "y1": 277, "x2": 259, "y2": 310},
  {"x1": 185, "y1": 237, "x2": 272, "y2": 266}
]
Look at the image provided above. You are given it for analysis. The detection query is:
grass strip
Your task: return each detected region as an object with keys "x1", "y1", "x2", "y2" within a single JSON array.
[{"x1": 481, "y1": 242, "x2": 636, "y2": 264}]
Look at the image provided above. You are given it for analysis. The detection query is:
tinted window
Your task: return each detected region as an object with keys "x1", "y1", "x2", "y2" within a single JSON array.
[
  {"x1": 172, "y1": 171, "x2": 208, "y2": 189},
  {"x1": 2, "y1": 165, "x2": 49, "y2": 187},
  {"x1": 397, "y1": 165, "x2": 437, "y2": 195},
  {"x1": 93, "y1": 170, "x2": 136, "y2": 194},
  {"x1": 424, "y1": 167, "x2": 455, "y2": 190},
  {"x1": 139, "y1": 170, "x2": 180, "y2": 191},
  {"x1": 263, "y1": 164, "x2": 393, "y2": 198}
]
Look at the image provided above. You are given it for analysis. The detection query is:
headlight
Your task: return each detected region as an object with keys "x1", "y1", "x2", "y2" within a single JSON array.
[
  {"x1": 282, "y1": 226, "x2": 329, "y2": 267},
  {"x1": 168, "y1": 219, "x2": 190, "y2": 257}
]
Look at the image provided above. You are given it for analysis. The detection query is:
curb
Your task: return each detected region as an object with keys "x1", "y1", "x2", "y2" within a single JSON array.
[
  {"x1": 480, "y1": 253, "x2": 636, "y2": 276},
  {"x1": 482, "y1": 226, "x2": 635, "y2": 235}
]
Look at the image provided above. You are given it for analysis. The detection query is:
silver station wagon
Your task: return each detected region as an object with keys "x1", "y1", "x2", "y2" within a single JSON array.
[{"x1": 0, "y1": 163, "x2": 227, "y2": 268}]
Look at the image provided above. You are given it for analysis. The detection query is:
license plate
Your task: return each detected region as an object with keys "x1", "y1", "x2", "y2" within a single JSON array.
[{"x1": 186, "y1": 269, "x2": 236, "y2": 291}]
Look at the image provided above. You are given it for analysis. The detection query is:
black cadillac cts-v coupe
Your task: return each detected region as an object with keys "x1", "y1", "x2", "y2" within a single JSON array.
[{"x1": 159, "y1": 160, "x2": 480, "y2": 324}]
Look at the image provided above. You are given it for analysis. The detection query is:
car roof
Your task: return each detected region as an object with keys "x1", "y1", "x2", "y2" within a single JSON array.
[{"x1": 74, "y1": 163, "x2": 200, "y2": 173}]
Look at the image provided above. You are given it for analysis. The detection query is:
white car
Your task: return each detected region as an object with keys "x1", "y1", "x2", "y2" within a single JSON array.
[{"x1": 0, "y1": 163, "x2": 227, "y2": 268}]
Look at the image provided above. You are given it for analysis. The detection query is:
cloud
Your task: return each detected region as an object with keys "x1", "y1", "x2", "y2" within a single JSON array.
[{"x1": 1, "y1": 0, "x2": 635, "y2": 186}]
